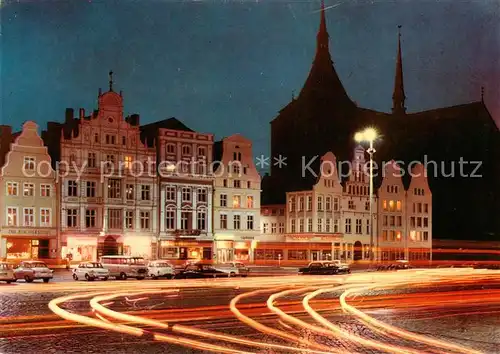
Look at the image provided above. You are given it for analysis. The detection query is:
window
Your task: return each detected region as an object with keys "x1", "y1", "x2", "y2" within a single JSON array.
[
  {"x1": 417, "y1": 217, "x2": 422, "y2": 227},
  {"x1": 291, "y1": 219, "x2": 296, "y2": 233},
  {"x1": 223, "y1": 179, "x2": 227, "y2": 187},
  {"x1": 383, "y1": 200, "x2": 388, "y2": 211},
  {"x1": 299, "y1": 219, "x2": 304, "y2": 232},
  {"x1": 389, "y1": 200, "x2": 395, "y2": 212},
  {"x1": 87, "y1": 153, "x2": 96, "y2": 168},
  {"x1": 165, "y1": 186, "x2": 175, "y2": 201},
  {"x1": 197, "y1": 188, "x2": 207, "y2": 203},
  {"x1": 366, "y1": 220, "x2": 369, "y2": 234},
  {"x1": 166, "y1": 209, "x2": 175, "y2": 229},
  {"x1": 424, "y1": 217, "x2": 428, "y2": 227},
  {"x1": 23, "y1": 208, "x2": 34, "y2": 226},
  {"x1": 86, "y1": 209, "x2": 96, "y2": 228},
  {"x1": 220, "y1": 194, "x2": 227, "y2": 207},
  {"x1": 167, "y1": 144, "x2": 175, "y2": 154},
  {"x1": 348, "y1": 200, "x2": 355, "y2": 210},
  {"x1": 307, "y1": 218, "x2": 313, "y2": 232},
  {"x1": 397, "y1": 215, "x2": 402, "y2": 227},
  {"x1": 108, "y1": 209, "x2": 122, "y2": 229},
  {"x1": 181, "y1": 211, "x2": 190, "y2": 230},
  {"x1": 424, "y1": 203, "x2": 429, "y2": 213},
  {"x1": 108, "y1": 179, "x2": 121, "y2": 199},
  {"x1": 94, "y1": 133, "x2": 99, "y2": 143},
  {"x1": 105, "y1": 135, "x2": 116, "y2": 145},
  {"x1": 40, "y1": 208, "x2": 51, "y2": 226},
  {"x1": 141, "y1": 185, "x2": 151, "y2": 200},
  {"x1": 365, "y1": 201, "x2": 370, "y2": 211},
  {"x1": 345, "y1": 218, "x2": 352, "y2": 233},
  {"x1": 126, "y1": 184, "x2": 134, "y2": 200},
  {"x1": 140, "y1": 211, "x2": 150, "y2": 230},
  {"x1": 125, "y1": 210, "x2": 134, "y2": 229},
  {"x1": 7, "y1": 207, "x2": 18, "y2": 226},
  {"x1": 390, "y1": 216, "x2": 395, "y2": 226},
  {"x1": 182, "y1": 145, "x2": 191, "y2": 155},
  {"x1": 233, "y1": 152, "x2": 242, "y2": 161},
  {"x1": 383, "y1": 215, "x2": 388, "y2": 226},
  {"x1": 334, "y1": 219, "x2": 340, "y2": 233},
  {"x1": 234, "y1": 180, "x2": 241, "y2": 188},
  {"x1": 233, "y1": 215, "x2": 241, "y2": 230},
  {"x1": 86, "y1": 181, "x2": 96, "y2": 198},
  {"x1": 23, "y1": 156, "x2": 35, "y2": 171},
  {"x1": 325, "y1": 197, "x2": 331, "y2": 210},
  {"x1": 318, "y1": 219, "x2": 323, "y2": 232},
  {"x1": 356, "y1": 219, "x2": 362, "y2": 234},
  {"x1": 334, "y1": 198, "x2": 339, "y2": 211},
  {"x1": 279, "y1": 223, "x2": 284, "y2": 233},
  {"x1": 6, "y1": 182, "x2": 18, "y2": 196},
  {"x1": 396, "y1": 200, "x2": 402, "y2": 211},
  {"x1": 382, "y1": 230, "x2": 388, "y2": 241},
  {"x1": 23, "y1": 183, "x2": 34, "y2": 197},
  {"x1": 67, "y1": 209, "x2": 78, "y2": 228},
  {"x1": 247, "y1": 196, "x2": 254, "y2": 208},
  {"x1": 263, "y1": 223, "x2": 269, "y2": 233},
  {"x1": 307, "y1": 196, "x2": 312, "y2": 211},
  {"x1": 247, "y1": 181, "x2": 251, "y2": 188},
  {"x1": 289, "y1": 197, "x2": 296, "y2": 212},
  {"x1": 122, "y1": 136, "x2": 126, "y2": 146},
  {"x1": 317, "y1": 196, "x2": 323, "y2": 211},
  {"x1": 418, "y1": 203, "x2": 422, "y2": 213},
  {"x1": 247, "y1": 215, "x2": 254, "y2": 230},
  {"x1": 106, "y1": 154, "x2": 115, "y2": 163},
  {"x1": 232, "y1": 163, "x2": 240, "y2": 175},
  {"x1": 271, "y1": 222, "x2": 277, "y2": 233},
  {"x1": 124, "y1": 156, "x2": 133, "y2": 170},
  {"x1": 233, "y1": 195, "x2": 241, "y2": 208},
  {"x1": 182, "y1": 188, "x2": 191, "y2": 201},
  {"x1": 299, "y1": 197, "x2": 304, "y2": 211},
  {"x1": 197, "y1": 211, "x2": 206, "y2": 230},
  {"x1": 423, "y1": 231, "x2": 429, "y2": 241},
  {"x1": 220, "y1": 214, "x2": 227, "y2": 229},
  {"x1": 325, "y1": 219, "x2": 331, "y2": 232}
]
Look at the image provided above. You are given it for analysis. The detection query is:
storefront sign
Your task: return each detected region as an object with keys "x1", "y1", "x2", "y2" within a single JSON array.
[
  {"x1": 3, "y1": 228, "x2": 55, "y2": 236},
  {"x1": 240, "y1": 236, "x2": 255, "y2": 240}
]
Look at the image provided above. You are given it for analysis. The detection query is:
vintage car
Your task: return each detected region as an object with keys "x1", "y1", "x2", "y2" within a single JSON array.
[
  {"x1": 213, "y1": 262, "x2": 249, "y2": 277},
  {"x1": 148, "y1": 261, "x2": 175, "y2": 279},
  {"x1": 298, "y1": 261, "x2": 341, "y2": 275},
  {"x1": 330, "y1": 260, "x2": 351, "y2": 274},
  {"x1": 13, "y1": 261, "x2": 53, "y2": 283},
  {"x1": 174, "y1": 263, "x2": 229, "y2": 279},
  {"x1": 0, "y1": 262, "x2": 15, "y2": 284},
  {"x1": 73, "y1": 262, "x2": 110, "y2": 281}
]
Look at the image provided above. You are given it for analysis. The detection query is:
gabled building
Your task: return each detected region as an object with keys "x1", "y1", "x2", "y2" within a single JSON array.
[
  {"x1": 212, "y1": 134, "x2": 261, "y2": 263},
  {"x1": 141, "y1": 118, "x2": 214, "y2": 263},
  {"x1": 264, "y1": 1, "x2": 500, "y2": 242},
  {"x1": 43, "y1": 74, "x2": 158, "y2": 261},
  {"x1": 0, "y1": 121, "x2": 58, "y2": 263}
]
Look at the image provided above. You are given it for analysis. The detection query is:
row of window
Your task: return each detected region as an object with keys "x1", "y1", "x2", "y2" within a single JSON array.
[
  {"x1": 219, "y1": 194, "x2": 254, "y2": 208},
  {"x1": 348, "y1": 200, "x2": 370, "y2": 211},
  {"x1": 164, "y1": 186, "x2": 209, "y2": 203},
  {"x1": 6, "y1": 182, "x2": 51, "y2": 197},
  {"x1": 65, "y1": 208, "x2": 153, "y2": 230},
  {"x1": 71, "y1": 153, "x2": 154, "y2": 170},
  {"x1": 289, "y1": 196, "x2": 340, "y2": 212},
  {"x1": 290, "y1": 218, "x2": 351, "y2": 234},
  {"x1": 219, "y1": 214, "x2": 255, "y2": 230},
  {"x1": 381, "y1": 230, "x2": 430, "y2": 242},
  {"x1": 5, "y1": 207, "x2": 51, "y2": 227},
  {"x1": 66, "y1": 180, "x2": 155, "y2": 201},
  {"x1": 382, "y1": 200, "x2": 402, "y2": 212},
  {"x1": 345, "y1": 184, "x2": 369, "y2": 196},
  {"x1": 262, "y1": 222, "x2": 286, "y2": 234},
  {"x1": 165, "y1": 143, "x2": 207, "y2": 157},
  {"x1": 222, "y1": 179, "x2": 252, "y2": 189},
  {"x1": 164, "y1": 210, "x2": 207, "y2": 230},
  {"x1": 383, "y1": 215, "x2": 403, "y2": 227},
  {"x1": 410, "y1": 216, "x2": 429, "y2": 228},
  {"x1": 414, "y1": 188, "x2": 425, "y2": 196}
]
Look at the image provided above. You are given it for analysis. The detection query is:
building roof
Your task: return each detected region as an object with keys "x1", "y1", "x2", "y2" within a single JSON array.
[{"x1": 141, "y1": 117, "x2": 193, "y2": 132}]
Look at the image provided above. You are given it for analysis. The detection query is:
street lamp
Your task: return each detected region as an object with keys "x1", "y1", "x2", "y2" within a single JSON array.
[{"x1": 355, "y1": 127, "x2": 378, "y2": 262}]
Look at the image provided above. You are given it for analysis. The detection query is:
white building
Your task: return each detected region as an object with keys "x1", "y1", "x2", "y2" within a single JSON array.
[
  {"x1": 212, "y1": 134, "x2": 261, "y2": 263},
  {"x1": 141, "y1": 119, "x2": 214, "y2": 263},
  {"x1": 0, "y1": 121, "x2": 58, "y2": 263},
  {"x1": 341, "y1": 145, "x2": 377, "y2": 261},
  {"x1": 47, "y1": 76, "x2": 158, "y2": 261}
]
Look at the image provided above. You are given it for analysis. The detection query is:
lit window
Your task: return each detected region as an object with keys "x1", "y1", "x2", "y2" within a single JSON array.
[
  {"x1": 7, "y1": 207, "x2": 18, "y2": 226},
  {"x1": 126, "y1": 184, "x2": 135, "y2": 200},
  {"x1": 233, "y1": 195, "x2": 241, "y2": 208},
  {"x1": 389, "y1": 200, "x2": 395, "y2": 211},
  {"x1": 41, "y1": 208, "x2": 51, "y2": 226},
  {"x1": 23, "y1": 183, "x2": 34, "y2": 197},
  {"x1": 7, "y1": 182, "x2": 18, "y2": 196},
  {"x1": 247, "y1": 196, "x2": 254, "y2": 208},
  {"x1": 383, "y1": 200, "x2": 388, "y2": 211},
  {"x1": 124, "y1": 156, "x2": 133, "y2": 169},
  {"x1": 396, "y1": 200, "x2": 402, "y2": 211},
  {"x1": 23, "y1": 156, "x2": 35, "y2": 171}
]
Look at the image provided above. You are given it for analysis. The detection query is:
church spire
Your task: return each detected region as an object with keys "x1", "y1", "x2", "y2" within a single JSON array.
[
  {"x1": 317, "y1": 0, "x2": 329, "y2": 53},
  {"x1": 392, "y1": 25, "x2": 406, "y2": 115},
  {"x1": 109, "y1": 70, "x2": 114, "y2": 92}
]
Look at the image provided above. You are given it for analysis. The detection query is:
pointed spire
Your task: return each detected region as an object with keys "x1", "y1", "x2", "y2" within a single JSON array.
[
  {"x1": 392, "y1": 25, "x2": 406, "y2": 115},
  {"x1": 109, "y1": 70, "x2": 114, "y2": 92},
  {"x1": 316, "y1": 0, "x2": 329, "y2": 53}
]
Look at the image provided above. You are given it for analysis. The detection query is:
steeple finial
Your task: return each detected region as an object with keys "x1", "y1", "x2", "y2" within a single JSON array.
[
  {"x1": 392, "y1": 25, "x2": 406, "y2": 115},
  {"x1": 109, "y1": 70, "x2": 114, "y2": 92},
  {"x1": 316, "y1": 0, "x2": 329, "y2": 53}
]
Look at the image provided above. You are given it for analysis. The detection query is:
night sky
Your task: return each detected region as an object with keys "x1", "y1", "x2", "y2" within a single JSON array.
[{"x1": 1, "y1": 0, "x2": 499, "y2": 162}]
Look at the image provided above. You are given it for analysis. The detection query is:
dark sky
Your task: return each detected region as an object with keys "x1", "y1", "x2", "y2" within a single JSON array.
[{"x1": 1, "y1": 0, "x2": 499, "y2": 161}]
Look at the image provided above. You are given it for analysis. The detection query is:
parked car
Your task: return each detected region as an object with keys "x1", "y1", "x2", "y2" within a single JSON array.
[
  {"x1": 100, "y1": 256, "x2": 148, "y2": 280},
  {"x1": 377, "y1": 260, "x2": 412, "y2": 271},
  {"x1": 13, "y1": 261, "x2": 53, "y2": 283},
  {"x1": 174, "y1": 263, "x2": 229, "y2": 279},
  {"x1": 0, "y1": 262, "x2": 15, "y2": 284},
  {"x1": 148, "y1": 261, "x2": 175, "y2": 279},
  {"x1": 299, "y1": 261, "x2": 340, "y2": 275},
  {"x1": 73, "y1": 262, "x2": 109, "y2": 281},
  {"x1": 213, "y1": 262, "x2": 249, "y2": 277},
  {"x1": 330, "y1": 260, "x2": 351, "y2": 274}
]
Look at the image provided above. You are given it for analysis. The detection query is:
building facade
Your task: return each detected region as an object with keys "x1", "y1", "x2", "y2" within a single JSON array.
[
  {"x1": 142, "y1": 119, "x2": 214, "y2": 263},
  {"x1": 341, "y1": 145, "x2": 377, "y2": 261},
  {"x1": 212, "y1": 134, "x2": 261, "y2": 263},
  {"x1": 51, "y1": 79, "x2": 158, "y2": 262},
  {"x1": 0, "y1": 121, "x2": 58, "y2": 263}
]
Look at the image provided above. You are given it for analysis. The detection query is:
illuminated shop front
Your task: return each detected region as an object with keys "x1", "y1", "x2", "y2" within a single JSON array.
[
  {"x1": 62, "y1": 236, "x2": 99, "y2": 262},
  {"x1": 159, "y1": 240, "x2": 212, "y2": 262},
  {"x1": 0, "y1": 228, "x2": 57, "y2": 261}
]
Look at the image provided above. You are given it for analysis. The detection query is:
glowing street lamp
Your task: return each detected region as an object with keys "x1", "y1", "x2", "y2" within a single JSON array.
[{"x1": 354, "y1": 127, "x2": 378, "y2": 262}]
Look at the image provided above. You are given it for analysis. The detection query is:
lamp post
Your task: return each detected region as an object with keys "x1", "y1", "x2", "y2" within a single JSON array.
[{"x1": 354, "y1": 128, "x2": 378, "y2": 262}]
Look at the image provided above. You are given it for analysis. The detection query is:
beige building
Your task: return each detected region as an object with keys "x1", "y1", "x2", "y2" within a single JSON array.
[
  {"x1": 0, "y1": 121, "x2": 58, "y2": 263},
  {"x1": 212, "y1": 134, "x2": 261, "y2": 263},
  {"x1": 44, "y1": 76, "x2": 158, "y2": 261},
  {"x1": 141, "y1": 119, "x2": 214, "y2": 263}
]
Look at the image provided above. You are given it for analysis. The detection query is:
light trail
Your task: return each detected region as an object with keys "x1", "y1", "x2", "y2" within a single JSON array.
[{"x1": 40, "y1": 268, "x2": 500, "y2": 353}]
